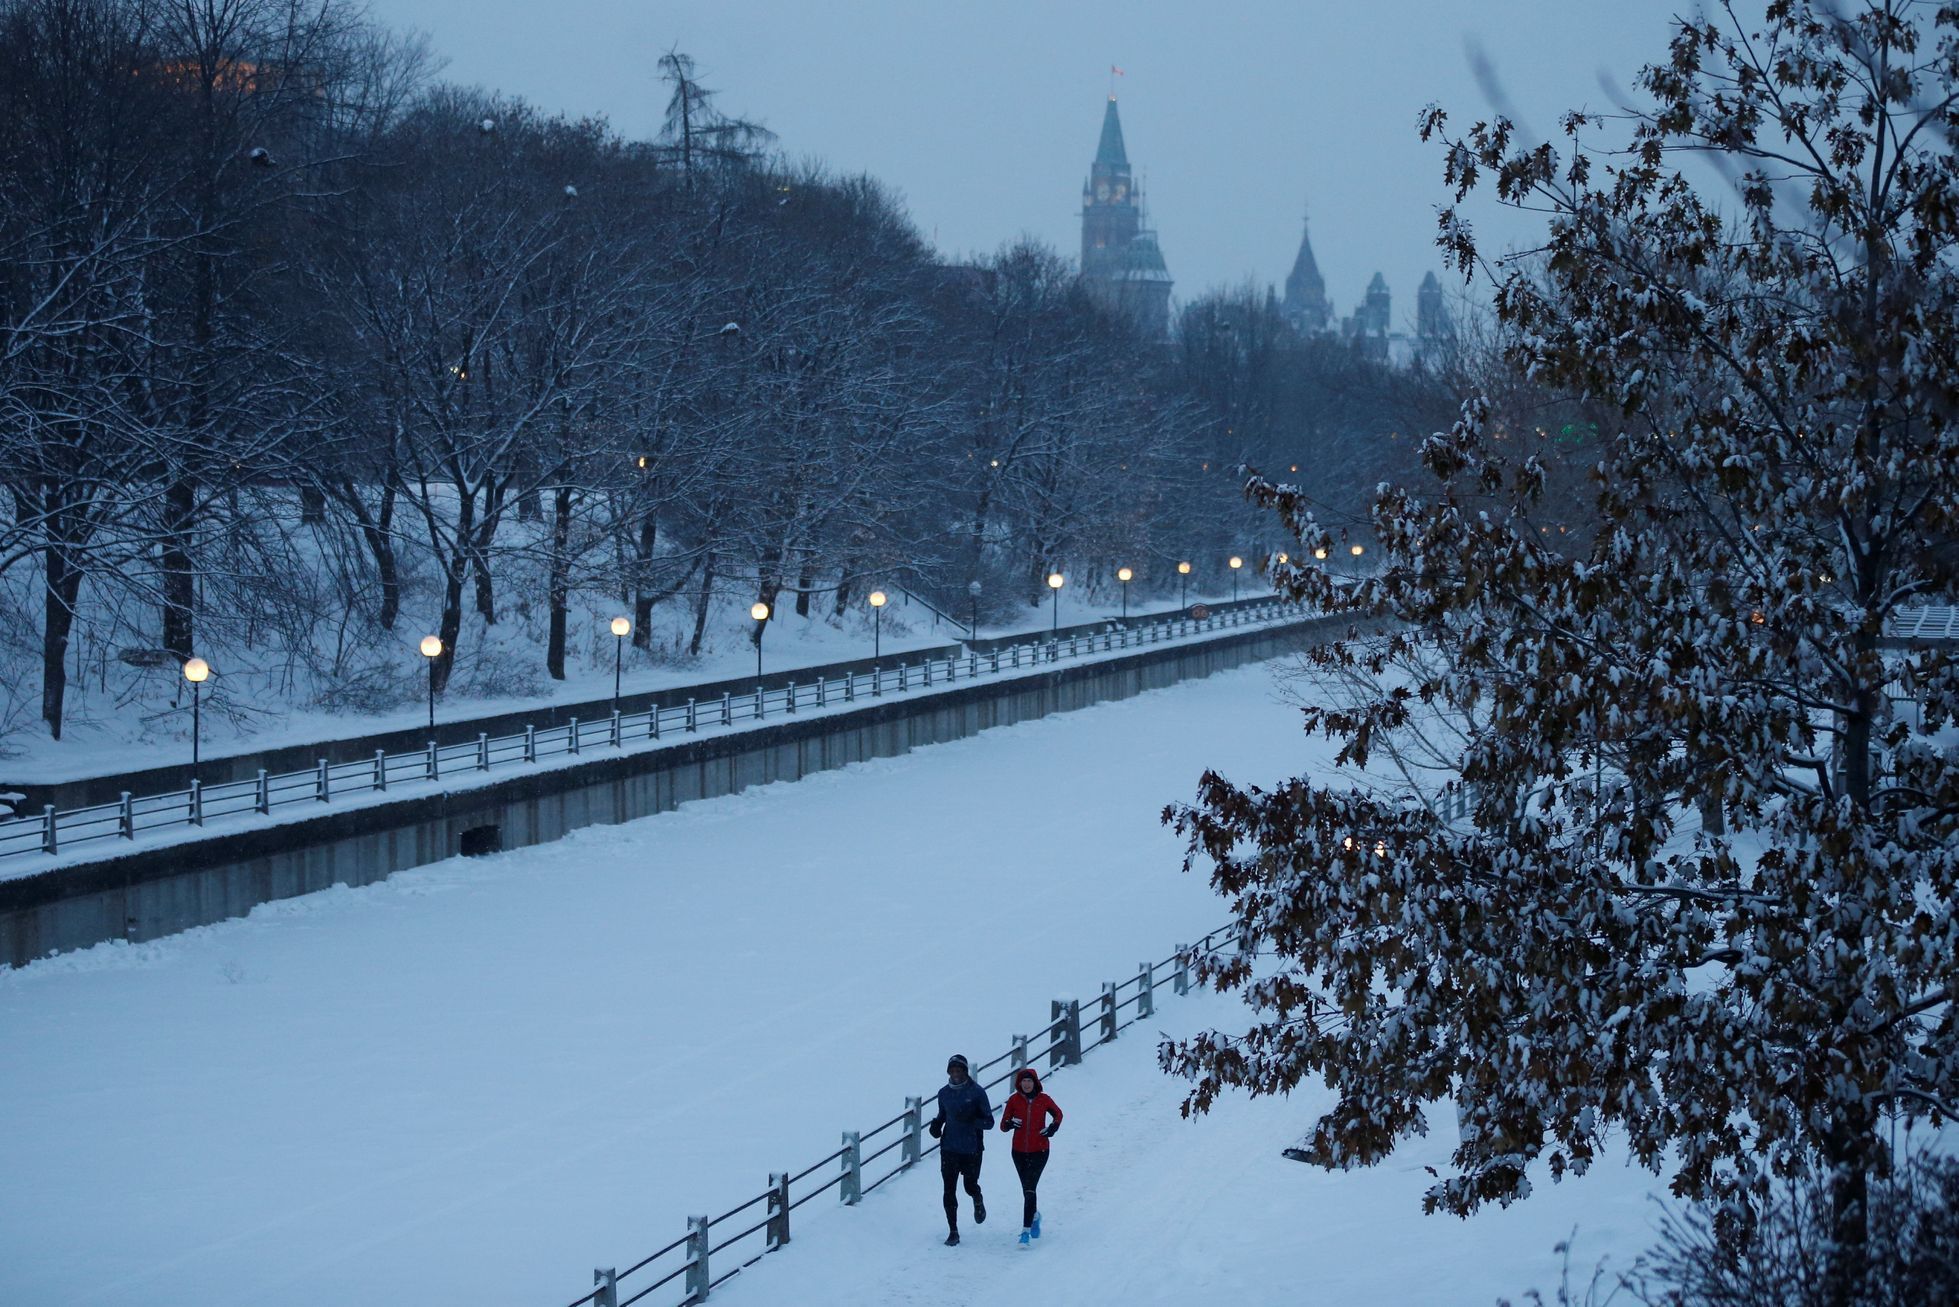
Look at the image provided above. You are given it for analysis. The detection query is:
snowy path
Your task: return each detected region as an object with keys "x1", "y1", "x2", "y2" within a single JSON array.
[
  {"x1": 724, "y1": 986, "x2": 1660, "y2": 1307},
  {"x1": 0, "y1": 659, "x2": 1664, "y2": 1306}
]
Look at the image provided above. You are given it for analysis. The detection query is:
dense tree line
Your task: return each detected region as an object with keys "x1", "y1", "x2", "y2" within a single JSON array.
[{"x1": 0, "y1": 0, "x2": 1456, "y2": 745}]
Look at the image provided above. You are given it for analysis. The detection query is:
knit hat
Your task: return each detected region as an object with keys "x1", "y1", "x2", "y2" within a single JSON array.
[{"x1": 946, "y1": 1053, "x2": 969, "y2": 1073}]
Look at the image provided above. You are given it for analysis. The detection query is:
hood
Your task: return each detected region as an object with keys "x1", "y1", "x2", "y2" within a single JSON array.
[{"x1": 1011, "y1": 1066, "x2": 1043, "y2": 1096}]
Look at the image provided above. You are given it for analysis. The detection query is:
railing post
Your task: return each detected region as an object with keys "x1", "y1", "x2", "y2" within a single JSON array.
[
  {"x1": 840, "y1": 1131, "x2": 863, "y2": 1206},
  {"x1": 188, "y1": 781, "x2": 203, "y2": 827},
  {"x1": 260, "y1": 768, "x2": 273, "y2": 811},
  {"x1": 316, "y1": 759, "x2": 330, "y2": 802},
  {"x1": 568, "y1": 717, "x2": 581, "y2": 755},
  {"x1": 1012, "y1": 1034, "x2": 1029, "y2": 1072},
  {"x1": 1010, "y1": 645, "x2": 1019, "y2": 669},
  {"x1": 42, "y1": 804, "x2": 58, "y2": 853},
  {"x1": 899, "y1": 663, "x2": 909, "y2": 692},
  {"x1": 373, "y1": 748, "x2": 386, "y2": 792},
  {"x1": 767, "y1": 1170, "x2": 791, "y2": 1249},
  {"x1": 1100, "y1": 981, "x2": 1118, "y2": 1043},
  {"x1": 478, "y1": 732, "x2": 491, "y2": 769},
  {"x1": 969, "y1": 652, "x2": 978, "y2": 678},
  {"x1": 721, "y1": 691, "x2": 733, "y2": 725},
  {"x1": 786, "y1": 681, "x2": 796, "y2": 713},
  {"x1": 1175, "y1": 945, "x2": 1191, "y2": 996},
  {"x1": 992, "y1": 650, "x2": 1001, "y2": 673},
  {"x1": 1138, "y1": 962, "x2": 1155, "y2": 1018},
  {"x1": 923, "y1": 659, "x2": 933, "y2": 686},
  {"x1": 844, "y1": 673, "x2": 856, "y2": 703},
  {"x1": 1049, "y1": 997, "x2": 1082, "y2": 1070},
  {"x1": 649, "y1": 704, "x2": 661, "y2": 740},
  {"x1": 685, "y1": 1215, "x2": 711, "y2": 1301},
  {"x1": 816, "y1": 678, "x2": 827, "y2": 708},
  {"x1": 687, "y1": 697, "x2": 698, "y2": 732},
  {"x1": 524, "y1": 725, "x2": 537, "y2": 762},
  {"x1": 609, "y1": 710, "x2": 621, "y2": 747},
  {"x1": 593, "y1": 1267, "x2": 618, "y2": 1307},
  {"x1": 426, "y1": 741, "x2": 439, "y2": 781},
  {"x1": 871, "y1": 666, "x2": 882, "y2": 697},
  {"x1": 755, "y1": 686, "x2": 764, "y2": 720},
  {"x1": 902, "y1": 1097, "x2": 923, "y2": 1171},
  {"x1": 119, "y1": 791, "x2": 135, "y2": 839}
]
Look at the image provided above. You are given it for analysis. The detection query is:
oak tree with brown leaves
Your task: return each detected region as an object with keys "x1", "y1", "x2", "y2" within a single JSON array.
[{"x1": 1161, "y1": 5, "x2": 1959, "y2": 1301}]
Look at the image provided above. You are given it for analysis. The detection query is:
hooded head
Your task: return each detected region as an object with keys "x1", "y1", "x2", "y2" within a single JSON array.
[
  {"x1": 946, "y1": 1053, "x2": 970, "y2": 1082},
  {"x1": 1013, "y1": 1066, "x2": 1043, "y2": 1097}
]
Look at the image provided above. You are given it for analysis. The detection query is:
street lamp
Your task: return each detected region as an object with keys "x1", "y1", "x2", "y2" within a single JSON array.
[
  {"x1": 1047, "y1": 571, "x2": 1065, "y2": 637},
  {"x1": 610, "y1": 616, "x2": 630, "y2": 705},
  {"x1": 750, "y1": 602, "x2": 770, "y2": 681},
  {"x1": 967, "y1": 580, "x2": 981, "y2": 641},
  {"x1": 183, "y1": 657, "x2": 210, "y2": 770},
  {"x1": 1228, "y1": 555, "x2": 1243, "y2": 604},
  {"x1": 1313, "y1": 546, "x2": 1329, "y2": 561},
  {"x1": 1177, "y1": 560, "x2": 1191, "y2": 610},
  {"x1": 419, "y1": 635, "x2": 443, "y2": 732},
  {"x1": 869, "y1": 589, "x2": 887, "y2": 660},
  {"x1": 1116, "y1": 566, "x2": 1133, "y2": 622}
]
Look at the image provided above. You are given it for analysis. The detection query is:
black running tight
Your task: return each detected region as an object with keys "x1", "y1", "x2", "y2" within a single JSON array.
[{"x1": 1011, "y1": 1149, "x2": 1048, "y2": 1227}]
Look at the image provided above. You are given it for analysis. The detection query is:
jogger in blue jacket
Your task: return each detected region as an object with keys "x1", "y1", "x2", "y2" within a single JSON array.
[{"x1": 928, "y1": 1053, "x2": 993, "y2": 1245}]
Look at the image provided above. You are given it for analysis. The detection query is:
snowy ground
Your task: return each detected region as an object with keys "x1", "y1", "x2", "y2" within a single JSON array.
[{"x1": 0, "y1": 659, "x2": 1663, "y2": 1306}]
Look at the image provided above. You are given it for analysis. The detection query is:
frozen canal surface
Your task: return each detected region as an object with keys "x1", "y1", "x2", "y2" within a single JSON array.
[{"x1": 0, "y1": 661, "x2": 1659, "y2": 1305}]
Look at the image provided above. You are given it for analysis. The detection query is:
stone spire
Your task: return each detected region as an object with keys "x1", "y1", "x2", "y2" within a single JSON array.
[{"x1": 1280, "y1": 207, "x2": 1331, "y2": 334}]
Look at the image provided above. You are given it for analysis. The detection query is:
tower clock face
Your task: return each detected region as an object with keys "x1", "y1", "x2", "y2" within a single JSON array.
[
  {"x1": 1113, "y1": 182, "x2": 1127, "y2": 201},
  {"x1": 1096, "y1": 182, "x2": 1110, "y2": 201}
]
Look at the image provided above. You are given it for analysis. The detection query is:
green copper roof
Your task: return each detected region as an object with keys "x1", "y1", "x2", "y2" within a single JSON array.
[{"x1": 1095, "y1": 97, "x2": 1128, "y2": 168}]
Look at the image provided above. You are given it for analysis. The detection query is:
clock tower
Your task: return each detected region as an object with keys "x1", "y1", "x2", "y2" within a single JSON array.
[{"x1": 1079, "y1": 95, "x2": 1172, "y2": 340}]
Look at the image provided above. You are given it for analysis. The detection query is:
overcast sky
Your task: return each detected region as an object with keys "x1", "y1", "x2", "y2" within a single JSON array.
[{"x1": 377, "y1": 0, "x2": 1683, "y2": 329}]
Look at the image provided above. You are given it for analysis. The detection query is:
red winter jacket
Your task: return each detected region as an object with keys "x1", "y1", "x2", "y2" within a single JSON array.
[{"x1": 998, "y1": 1068, "x2": 1063, "y2": 1154}]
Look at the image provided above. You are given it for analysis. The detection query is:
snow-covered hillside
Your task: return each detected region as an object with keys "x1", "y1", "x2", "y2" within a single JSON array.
[{"x1": 0, "y1": 660, "x2": 1663, "y2": 1306}]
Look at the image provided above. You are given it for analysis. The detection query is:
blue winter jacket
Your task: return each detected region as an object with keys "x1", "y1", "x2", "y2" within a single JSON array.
[{"x1": 933, "y1": 1078, "x2": 994, "y2": 1155}]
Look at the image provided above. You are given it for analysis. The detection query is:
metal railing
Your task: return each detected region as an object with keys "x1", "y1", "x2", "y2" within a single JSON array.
[
  {"x1": 572, "y1": 921, "x2": 1249, "y2": 1307},
  {"x1": 0, "y1": 600, "x2": 1304, "y2": 865}
]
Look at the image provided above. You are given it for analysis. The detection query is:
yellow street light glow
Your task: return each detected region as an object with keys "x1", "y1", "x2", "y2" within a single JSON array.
[
  {"x1": 1350, "y1": 545, "x2": 1365, "y2": 557},
  {"x1": 868, "y1": 590, "x2": 887, "y2": 608},
  {"x1": 1276, "y1": 552, "x2": 1289, "y2": 565},
  {"x1": 182, "y1": 657, "x2": 210, "y2": 684},
  {"x1": 1177, "y1": 561, "x2": 1191, "y2": 575},
  {"x1": 1228, "y1": 556, "x2": 1242, "y2": 570},
  {"x1": 751, "y1": 602, "x2": 770, "y2": 622},
  {"x1": 610, "y1": 617, "x2": 630, "y2": 637},
  {"x1": 1313, "y1": 547, "x2": 1329, "y2": 560},
  {"x1": 1047, "y1": 572, "x2": 1065, "y2": 590},
  {"x1": 1117, "y1": 567, "x2": 1133, "y2": 583},
  {"x1": 419, "y1": 635, "x2": 443, "y2": 659}
]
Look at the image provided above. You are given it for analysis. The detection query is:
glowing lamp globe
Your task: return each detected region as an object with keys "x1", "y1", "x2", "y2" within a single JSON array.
[
  {"x1": 182, "y1": 657, "x2": 210, "y2": 684},
  {"x1": 1228, "y1": 556, "x2": 1243, "y2": 570},
  {"x1": 1047, "y1": 572, "x2": 1065, "y2": 591},
  {"x1": 419, "y1": 636, "x2": 443, "y2": 659},
  {"x1": 610, "y1": 617, "x2": 630, "y2": 637},
  {"x1": 868, "y1": 590, "x2": 887, "y2": 608},
  {"x1": 1177, "y1": 561, "x2": 1191, "y2": 575},
  {"x1": 751, "y1": 603, "x2": 770, "y2": 622},
  {"x1": 1117, "y1": 567, "x2": 1133, "y2": 583}
]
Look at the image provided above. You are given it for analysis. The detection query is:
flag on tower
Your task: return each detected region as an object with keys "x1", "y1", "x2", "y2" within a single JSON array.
[{"x1": 1111, "y1": 64, "x2": 1125, "y2": 76}]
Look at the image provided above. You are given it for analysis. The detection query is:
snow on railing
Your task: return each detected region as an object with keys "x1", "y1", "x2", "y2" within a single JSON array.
[
  {"x1": 567, "y1": 921, "x2": 1251, "y2": 1307},
  {"x1": 0, "y1": 601, "x2": 1307, "y2": 866}
]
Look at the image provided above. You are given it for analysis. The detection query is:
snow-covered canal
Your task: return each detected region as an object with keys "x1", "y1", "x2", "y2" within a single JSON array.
[{"x1": 0, "y1": 660, "x2": 1660, "y2": 1306}]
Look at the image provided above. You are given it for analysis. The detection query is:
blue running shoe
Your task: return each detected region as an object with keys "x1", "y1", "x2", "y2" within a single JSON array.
[
  {"x1": 1018, "y1": 1230, "x2": 1030, "y2": 1248},
  {"x1": 1030, "y1": 1211, "x2": 1042, "y2": 1240}
]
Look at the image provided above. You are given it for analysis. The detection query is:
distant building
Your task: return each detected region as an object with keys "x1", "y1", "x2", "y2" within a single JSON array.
[
  {"x1": 1079, "y1": 96, "x2": 1172, "y2": 340},
  {"x1": 1275, "y1": 208, "x2": 1448, "y2": 368}
]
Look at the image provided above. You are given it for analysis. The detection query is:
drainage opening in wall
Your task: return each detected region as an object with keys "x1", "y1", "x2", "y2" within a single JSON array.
[{"x1": 459, "y1": 824, "x2": 502, "y2": 857}]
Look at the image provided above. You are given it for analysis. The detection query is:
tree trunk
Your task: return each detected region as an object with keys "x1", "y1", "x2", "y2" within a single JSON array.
[
  {"x1": 632, "y1": 509, "x2": 658, "y2": 648},
  {"x1": 795, "y1": 564, "x2": 813, "y2": 617},
  {"x1": 545, "y1": 484, "x2": 573, "y2": 680},
  {"x1": 40, "y1": 543, "x2": 82, "y2": 739},
  {"x1": 160, "y1": 475, "x2": 196, "y2": 659},
  {"x1": 688, "y1": 551, "x2": 716, "y2": 656}
]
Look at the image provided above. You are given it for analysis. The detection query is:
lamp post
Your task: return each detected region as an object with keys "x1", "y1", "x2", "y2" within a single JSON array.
[
  {"x1": 1177, "y1": 560, "x2": 1191, "y2": 611},
  {"x1": 967, "y1": 580, "x2": 981, "y2": 641},
  {"x1": 610, "y1": 616, "x2": 630, "y2": 705},
  {"x1": 868, "y1": 589, "x2": 887, "y2": 660},
  {"x1": 183, "y1": 657, "x2": 210, "y2": 770},
  {"x1": 1047, "y1": 571, "x2": 1065, "y2": 637},
  {"x1": 1116, "y1": 566, "x2": 1132, "y2": 622},
  {"x1": 419, "y1": 635, "x2": 442, "y2": 733},
  {"x1": 1228, "y1": 555, "x2": 1243, "y2": 604},
  {"x1": 1350, "y1": 544, "x2": 1365, "y2": 578},
  {"x1": 750, "y1": 602, "x2": 770, "y2": 682}
]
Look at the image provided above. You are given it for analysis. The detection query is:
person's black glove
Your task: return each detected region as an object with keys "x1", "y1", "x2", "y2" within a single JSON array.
[
  {"x1": 1042, "y1": 1123, "x2": 1058, "y2": 1139},
  {"x1": 928, "y1": 1119, "x2": 943, "y2": 1139},
  {"x1": 1006, "y1": 1117, "x2": 1023, "y2": 1130}
]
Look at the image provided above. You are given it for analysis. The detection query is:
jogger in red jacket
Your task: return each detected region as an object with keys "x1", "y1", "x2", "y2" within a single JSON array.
[{"x1": 999, "y1": 1067, "x2": 1062, "y2": 1244}]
